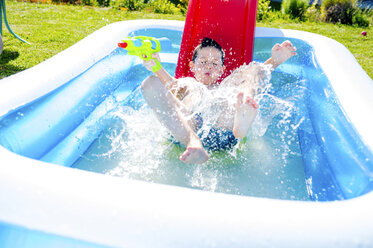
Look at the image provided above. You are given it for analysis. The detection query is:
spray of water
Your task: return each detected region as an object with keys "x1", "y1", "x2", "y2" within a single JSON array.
[{"x1": 75, "y1": 62, "x2": 309, "y2": 200}]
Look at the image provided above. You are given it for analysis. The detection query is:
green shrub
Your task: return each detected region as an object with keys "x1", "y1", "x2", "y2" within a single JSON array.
[
  {"x1": 51, "y1": 0, "x2": 79, "y2": 4},
  {"x1": 96, "y1": 0, "x2": 111, "y2": 6},
  {"x1": 111, "y1": 0, "x2": 146, "y2": 10},
  {"x1": 305, "y1": 0, "x2": 322, "y2": 22},
  {"x1": 257, "y1": 0, "x2": 272, "y2": 21},
  {"x1": 352, "y1": 8, "x2": 371, "y2": 27},
  {"x1": 81, "y1": 0, "x2": 98, "y2": 6},
  {"x1": 281, "y1": 0, "x2": 309, "y2": 20},
  {"x1": 177, "y1": 0, "x2": 188, "y2": 15},
  {"x1": 321, "y1": 0, "x2": 371, "y2": 26},
  {"x1": 321, "y1": 0, "x2": 355, "y2": 24},
  {"x1": 150, "y1": 0, "x2": 178, "y2": 14}
]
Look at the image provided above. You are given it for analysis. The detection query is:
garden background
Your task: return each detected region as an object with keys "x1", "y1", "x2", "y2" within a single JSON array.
[{"x1": 0, "y1": 0, "x2": 372, "y2": 79}]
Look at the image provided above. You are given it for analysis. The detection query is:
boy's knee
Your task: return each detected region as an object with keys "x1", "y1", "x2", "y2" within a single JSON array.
[
  {"x1": 141, "y1": 75, "x2": 160, "y2": 93},
  {"x1": 141, "y1": 76, "x2": 166, "y2": 102}
]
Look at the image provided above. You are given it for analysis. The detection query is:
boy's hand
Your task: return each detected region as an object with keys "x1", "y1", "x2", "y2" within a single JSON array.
[
  {"x1": 143, "y1": 53, "x2": 161, "y2": 72},
  {"x1": 270, "y1": 40, "x2": 297, "y2": 68}
]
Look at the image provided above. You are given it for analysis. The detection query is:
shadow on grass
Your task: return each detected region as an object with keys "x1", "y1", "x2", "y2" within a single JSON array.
[{"x1": 0, "y1": 50, "x2": 25, "y2": 79}]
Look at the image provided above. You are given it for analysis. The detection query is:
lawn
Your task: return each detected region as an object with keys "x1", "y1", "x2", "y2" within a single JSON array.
[{"x1": 1, "y1": 0, "x2": 372, "y2": 79}]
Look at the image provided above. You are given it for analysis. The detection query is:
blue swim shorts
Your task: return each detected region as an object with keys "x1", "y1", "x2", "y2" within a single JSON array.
[
  {"x1": 169, "y1": 113, "x2": 238, "y2": 151},
  {"x1": 198, "y1": 127, "x2": 238, "y2": 151},
  {"x1": 170, "y1": 127, "x2": 238, "y2": 151}
]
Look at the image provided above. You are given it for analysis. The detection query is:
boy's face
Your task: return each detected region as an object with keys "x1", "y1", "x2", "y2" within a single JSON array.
[{"x1": 190, "y1": 47, "x2": 225, "y2": 87}]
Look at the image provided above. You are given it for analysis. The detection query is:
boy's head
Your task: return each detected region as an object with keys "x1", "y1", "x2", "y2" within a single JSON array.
[
  {"x1": 192, "y1": 37, "x2": 225, "y2": 65},
  {"x1": 190, "y1": 37, "x2": 226, "y2": 87}
]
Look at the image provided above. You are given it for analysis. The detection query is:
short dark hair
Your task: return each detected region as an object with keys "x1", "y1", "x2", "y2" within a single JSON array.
[{"x1": 192, "y1": 37, "x2": 225, "y2": 65}]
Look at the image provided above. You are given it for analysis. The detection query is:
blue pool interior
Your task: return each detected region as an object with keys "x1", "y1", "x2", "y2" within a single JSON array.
[
  {"x1": 0, "y1": 28, "x2": 372, "y2": 202},
  {"x1": 0, "y1": 222, "x2": 106, "y2": 248}
]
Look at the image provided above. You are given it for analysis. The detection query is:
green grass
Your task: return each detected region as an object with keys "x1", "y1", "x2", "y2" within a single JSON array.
[
  {"x1": 1, "y1": 0, "x2": 372, "y2": 79},
  {"x1": 257, "y1": 20, "x2": 373, "y2": 79},
  {"x1": 0, "y1": 0, "x2": 184, "y2": 78}
]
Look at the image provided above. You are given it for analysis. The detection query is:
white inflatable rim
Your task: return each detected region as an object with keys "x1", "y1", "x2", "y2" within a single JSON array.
[{"x1": 0, "y1": 20, "x2": 372, "y2": 247}]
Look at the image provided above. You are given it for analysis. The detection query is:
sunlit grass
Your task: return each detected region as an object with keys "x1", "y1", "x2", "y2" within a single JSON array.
[
  {"x1": 257, "y1": 20, "x2": 372, "y2": 78},
  {"x1": 1, "y1": 0, "x2": 184, "y2": 78}
]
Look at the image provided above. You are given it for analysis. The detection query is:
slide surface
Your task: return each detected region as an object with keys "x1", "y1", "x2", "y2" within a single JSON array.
[{"x1": 175, "y1": 0, "x2": 258, "y2": 81}]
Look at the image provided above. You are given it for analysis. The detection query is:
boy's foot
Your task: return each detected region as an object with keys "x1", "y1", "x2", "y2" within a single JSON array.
[
  {"x1": 180, "y1": 146, "x2": 209, "y2": 164},
  {"x1": 233, "y1": 92, "x2": 258, "y2": 139}
]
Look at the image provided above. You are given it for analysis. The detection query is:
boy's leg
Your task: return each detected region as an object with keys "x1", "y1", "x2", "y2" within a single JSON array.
[
  {"x1": 232, "y1": 92, "x2": 258, "y2": 139},
  {"x1": 217, "y1": 65, "x2": 261, "y2": 138},
  {"x1": 141, "y1": 76, "x2": 209, "y2": 164},
  {"x1": 230, "y1": 63, "x2": 266, "y2": 139}
]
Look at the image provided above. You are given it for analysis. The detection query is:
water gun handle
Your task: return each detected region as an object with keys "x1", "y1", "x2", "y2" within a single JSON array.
[
  {"x1": 150, "y1": 57, "x2": 162, "y2": 73},
  {"x1": 118, "y1": 36, "x2": 162, "y2": 73}
]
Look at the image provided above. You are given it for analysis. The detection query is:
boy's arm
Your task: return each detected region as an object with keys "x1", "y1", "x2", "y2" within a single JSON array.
[
  {"x1": 144, "y1": 53, "x2": 189, "y2": 99},
  {"x1": 154, "y1": 67, "x2": 176, "y2": 87},
  {"x1": 264, "y1": 40, "x2": 297, "y2": 70},
  {"x1": 143, "y1": 53, "x2": 178, "y2": 90}
]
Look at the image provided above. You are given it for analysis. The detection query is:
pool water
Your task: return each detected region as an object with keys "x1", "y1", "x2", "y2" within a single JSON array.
[
  {"x1": 72, "y1": 63, "x2": 310, "y2": 201},
  {"x1": 2, "y1": 29, "x2": 344, "y2": 201}
]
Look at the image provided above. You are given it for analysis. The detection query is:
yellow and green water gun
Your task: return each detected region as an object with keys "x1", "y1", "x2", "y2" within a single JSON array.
[{"x1": 118, "y1": 36, "x2": 162, "y2": 72}]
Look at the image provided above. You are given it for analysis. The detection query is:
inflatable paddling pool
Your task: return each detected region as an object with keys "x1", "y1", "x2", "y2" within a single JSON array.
[
  {"x1": 0, "y1": 19, "x2": 372, "y2": 247},
  {"x1": 1, "y1": 0, "x2": 373, "y2": 245}
]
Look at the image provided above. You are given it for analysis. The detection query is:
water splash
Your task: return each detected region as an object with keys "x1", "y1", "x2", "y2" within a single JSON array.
[{"x1": 74, "y1": 62, "x2": 309, "y2": 200}]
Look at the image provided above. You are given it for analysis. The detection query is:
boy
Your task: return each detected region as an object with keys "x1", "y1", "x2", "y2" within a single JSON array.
[{"x1": 141, "y1": 38, "x2": 296, "y2": 164}]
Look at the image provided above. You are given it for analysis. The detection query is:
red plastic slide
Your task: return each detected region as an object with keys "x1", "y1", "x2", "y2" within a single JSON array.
[{"x1": 175, "y1": 0, "x2": 258, "y2": 82}]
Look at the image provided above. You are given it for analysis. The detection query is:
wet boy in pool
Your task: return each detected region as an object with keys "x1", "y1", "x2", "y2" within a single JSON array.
[{"x1": 141, "y1": 38, "x2": 296, "y2": 164}]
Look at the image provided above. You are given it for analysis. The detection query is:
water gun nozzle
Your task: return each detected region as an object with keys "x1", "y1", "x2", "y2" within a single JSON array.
[{"x1": 118, "y1": 42, "x2": 128, "y2": 49}]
